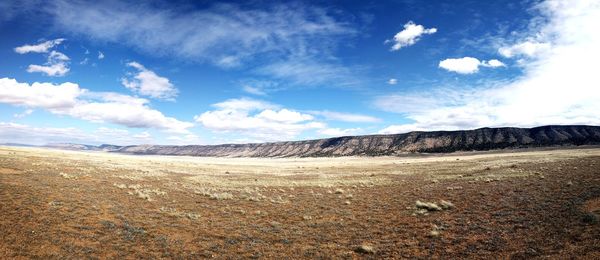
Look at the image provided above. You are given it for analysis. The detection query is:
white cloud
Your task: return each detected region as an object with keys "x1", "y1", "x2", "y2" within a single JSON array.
[
  {"x1": 256, "y1": 109, "x2": 314, "y2": 124},
  {"x1": 318, "y1": 127, "x2": 362, "y2": 136},
  {"x1": 212, "y1": 97, "x2": 276, "y2": 111},
  {"x1": 483, "y1": 59, "x2": 506, "y2": 67},
  {"x1": 46, "y1": 1, "x2": 355, "y2": 68},
  {"x1": 13, "y1": 109, "x2": 33, "y2": 118},
  {"x1": 16, "y1": 40, "x2": 70, "y2": 77},
  {"x1": 439, "y1": 57, "x2": 505, "y2": 74},
  {"x1": 308, "y1": 110, "x2": 381, "y2": 123},
  {"x1": 438, "y1": 57, "x2": 482, "y2": 74},
  {"x1": 499, "y1": 41, "x2": 551, "y2": 58},
  {"x1": 387, "y1": 78, "x2": 398, "y2": 85},
  {"x1": 377, "y1": 0, "x2": 600, "y2": 134},
  {"x1": 97, "y1": 51, "x2": 104, "y2": 59},
  {"x1": 194, "y1": 98, "x2": 324, "y2": 141},
  {"x1": 0, "y1": 77, "x2": 193, "y2": 133},
  {"x1": 256, "y1": 58, "x2": 361, "y2": 87},
  {"x1": 0, "y1": 77, "x2": 82, "y2": 109},
  {"x1": 27, "y1": 62, "x2": 70, "y2": 77},
  {"x1": 65, "y1": 96, "x2": 192, "y2": 134},
  {"x1": 121, "y1": 61, "x2": 177, "y2": 100},
  {"x1": 387, "y1": 21, "x2": 437, "y2": 51},
  {"x1": 14, "y1": 38, "x2": 65, "y2": 54},
  {"x1": 242, "y1": 85, "x2": 267, "y2": 96}
]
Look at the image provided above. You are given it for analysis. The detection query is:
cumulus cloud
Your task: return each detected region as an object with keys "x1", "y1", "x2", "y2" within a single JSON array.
[
  {"x1": 377, "y1": 0, "x2": 600, "y2": 134},
  {"x1": 14, "y1": 38, "x2": 65, "y2": 54},
  {"x1": 16, "y1": 39, "x2": 70, "y2": 76},
  {"x1": 0, "y1": 77, "x2": 82, "y2": 108},
  {"x1": 308, "y1": 110, "x2": 381, "y2": 123},
  {"x1": 387, "y1": 21, "x2": 437, "y2": 51},
  {"x1": 387, "y1": 78, "x2": 398, "y2": 85},
  {"x1": 121, "y1": 62, "x2": 178, "y2": 100},
  {"x1": 0, "y1": 77, "x2": 192, "y2": 133},
  {"x1": 484, "y1": 59, "x2": 506, "y2": 67},
  {"x1": 439, "y1": 57, "x2": 505, "y2": 74},
  {"x1": 194, "y1": 98, "x2": 324, "y2": 141},
  {"x1": 97, "y1": 51, "x2": 104, "y2": 59}
]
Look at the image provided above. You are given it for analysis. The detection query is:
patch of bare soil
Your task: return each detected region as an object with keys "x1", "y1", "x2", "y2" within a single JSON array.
[{"x1": 0, "y1": 146, "x2": 599, "y2": 258}]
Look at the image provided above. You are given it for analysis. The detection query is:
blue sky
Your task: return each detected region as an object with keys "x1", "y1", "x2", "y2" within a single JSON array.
[{"x1": 1, "y1": 0, "x2": 599, "y2": 145}]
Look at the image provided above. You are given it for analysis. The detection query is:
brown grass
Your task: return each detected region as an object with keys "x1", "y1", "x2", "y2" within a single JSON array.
[{"x1": 0, "y1": 146, "x2": 599, "y2": 258}]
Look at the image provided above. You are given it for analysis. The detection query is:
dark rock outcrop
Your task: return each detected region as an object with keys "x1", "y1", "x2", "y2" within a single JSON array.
[{"x1": 114, "y1": 125, "x2": 600, "y2": 157}]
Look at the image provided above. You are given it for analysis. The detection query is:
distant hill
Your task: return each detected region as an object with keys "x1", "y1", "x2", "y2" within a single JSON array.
[
  {"x1": 116, "y1": 125, "x2": 600, "y2": 157},
  {"x1": 5, "y1": 125, "x2": 599, "y2": 157}
]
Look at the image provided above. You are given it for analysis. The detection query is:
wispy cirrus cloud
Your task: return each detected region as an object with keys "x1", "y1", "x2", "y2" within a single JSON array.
[
  {"x1": 307, "y1": 110, "x2": 381, "y2": 123},
  {"x1": 47, "y1": 1, "x2": 354, "y2": 63},
  {"x1": 14, "y1": 38, "x2": 64, "y2": 54}
]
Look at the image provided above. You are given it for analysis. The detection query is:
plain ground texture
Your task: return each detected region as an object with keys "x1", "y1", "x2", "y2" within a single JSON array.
[{"x1": 1, "y1": 146, "x2": 599, "y2": 259}]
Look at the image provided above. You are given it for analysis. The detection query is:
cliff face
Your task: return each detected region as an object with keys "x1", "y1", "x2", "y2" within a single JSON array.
[{"x1": 115, "y1": 125, "x2": 600, "y2": 157}]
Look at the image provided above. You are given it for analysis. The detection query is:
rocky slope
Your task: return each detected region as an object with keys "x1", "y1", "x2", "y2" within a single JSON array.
[{"x1": 115, "y1": 125, "x2": 600, "y2": 157}]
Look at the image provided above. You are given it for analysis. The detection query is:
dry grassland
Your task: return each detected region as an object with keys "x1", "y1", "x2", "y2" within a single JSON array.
[{"x1": 1, "y1": 146, "x2": 599, "y2": 258}]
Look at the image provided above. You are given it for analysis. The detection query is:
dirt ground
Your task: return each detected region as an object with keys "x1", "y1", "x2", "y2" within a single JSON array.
[{"x1": 1, "y1": 146, "x2": 599, "y2": 259}]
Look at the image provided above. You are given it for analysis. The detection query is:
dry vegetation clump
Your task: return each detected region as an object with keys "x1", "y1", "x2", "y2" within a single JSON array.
[
  {"x1": 439, "y1": 200, "x2": 455, "y2": 209},
  {"x1": 415, "y1": 200, "x2": 442, "y2": 211},
  {"x1": 113, "y1": 183, "x2": 166, "y2": 201},
  {"x1": 355, "y1": 244, "x2": 375, "y2": 254},
  {"x1": 159, "y1": 207, "x2": 200, "y2": 220},
  {"x1": 414, "y1": 200, "x2": 455, "y2": 215},
  {"x1": 192, "y1": 186, "x2": 235, "y2": 200},
  {"x1": 270, "y1": 195, "x2": 289, "y2": 204},
  {"x1": 240, "y1": 187, "x2": 266, "y2": 202},
  {"x1": 209, "y1": 192, "x2": 234, "y2": 200},
  {"x1": 59, "y1": 172, "x2": 78, "y2": 180}
]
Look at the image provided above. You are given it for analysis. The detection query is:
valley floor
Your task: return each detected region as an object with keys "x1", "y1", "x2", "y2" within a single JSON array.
[{"x1": 1, "y1": 146, "x2": 599, "y2": 258}]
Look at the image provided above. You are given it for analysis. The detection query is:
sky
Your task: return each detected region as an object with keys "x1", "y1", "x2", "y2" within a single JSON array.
[{"x1": 1, "y1": 0, "x2": 599, "y2": 146}]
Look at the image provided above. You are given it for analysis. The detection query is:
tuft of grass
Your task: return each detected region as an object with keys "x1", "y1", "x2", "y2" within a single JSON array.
[
  {"x1": 59, "y1": 172, "x2": 78, "y2": 180},
  {"x1": 160, "y1": 207, "x2": 200, "y2": 220},
  {"x1": 209, "y1": 192, "x2": 234, "y2": 200},
  {"x1": 429, "y1": 230, "x2": 440, "y2": 237},
  {"x1": 439, "y1": 200, "x2": 455, "y2": 210},
  {"x1": 415, "y1": 200, "x2": 442, "y2": 211},
  {"x1": 354, "y1": 244, "x2": 375, "y2": 254}
]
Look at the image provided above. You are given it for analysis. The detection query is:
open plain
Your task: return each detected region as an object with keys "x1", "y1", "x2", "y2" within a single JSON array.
[{"x1": 1, "y1": 146, "x2": 599, "y2": 259}]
